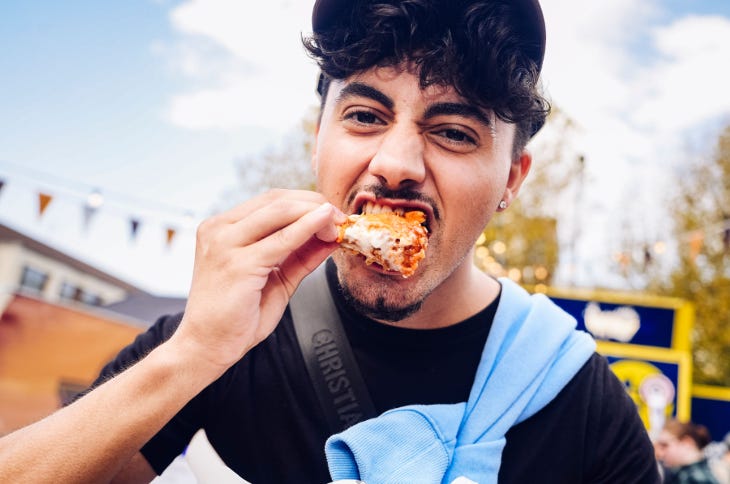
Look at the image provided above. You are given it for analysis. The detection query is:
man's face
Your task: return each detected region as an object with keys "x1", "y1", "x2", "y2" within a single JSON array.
[{"x1": 312, "y1": 63, "x2": 526, "y2": 322}]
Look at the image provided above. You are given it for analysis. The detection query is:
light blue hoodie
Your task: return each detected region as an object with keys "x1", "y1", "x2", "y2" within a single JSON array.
[{"x1": 325, "y1": 278, "x2": 596, "y2": 484}]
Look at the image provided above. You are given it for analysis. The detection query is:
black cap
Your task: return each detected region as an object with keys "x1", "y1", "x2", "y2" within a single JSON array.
[{"x1": 311, "y1": 0, "x2": 546, "y2": 72}]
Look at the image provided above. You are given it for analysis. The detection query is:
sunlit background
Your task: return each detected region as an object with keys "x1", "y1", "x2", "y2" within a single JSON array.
[
  {"x1": 1, "y1": 0, "x2": 730, "y2": 463},
  {"x1": 1, "y1": 0, "x2": 728, "y2": 295}
]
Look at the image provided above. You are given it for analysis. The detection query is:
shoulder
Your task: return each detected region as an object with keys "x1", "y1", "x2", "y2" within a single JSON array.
[
  {"x1": 501, "y1": 353, "x2": 660, "y2": 483},
  {"x1": 576, "y1": 354, "x2": 662, "y2": 483},
  {"x1": 568, "y1": 353, "x2": 660, "y2": 480}
]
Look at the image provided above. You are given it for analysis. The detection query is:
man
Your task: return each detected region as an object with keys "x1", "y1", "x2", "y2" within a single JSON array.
[{"x1": 0, "y1": 0, "x2": 660, "y2": 482}]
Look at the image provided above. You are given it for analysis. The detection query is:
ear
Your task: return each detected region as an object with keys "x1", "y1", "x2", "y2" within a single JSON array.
[{"x1": 500, "y1": 150, "x2": 532, "y2": 208}]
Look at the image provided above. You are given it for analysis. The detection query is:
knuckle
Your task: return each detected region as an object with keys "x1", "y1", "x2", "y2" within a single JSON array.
[
  {"x1": 196, "y1": 216, "x2": 227, "y2": 256},
  {"x1": 196, "y1": 220, "x2": 211, "y2": 243},
  {"x1": 197, "y1": 215, "x2": 220, "y2": 238}
]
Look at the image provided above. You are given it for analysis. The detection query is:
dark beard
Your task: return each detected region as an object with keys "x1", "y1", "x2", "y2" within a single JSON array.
[{"x1": 336, "y1": 278, "x2": 423, "y2": 323}]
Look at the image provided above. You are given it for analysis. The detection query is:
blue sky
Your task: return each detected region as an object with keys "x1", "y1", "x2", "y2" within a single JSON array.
[
  {"x1": 1, "y1": 0, "x2": 729, "y2": 294},
  {"x1": 1, "y1": 1, "x2": 248, "y2": 209},
  {"x1": 664, "y1": 0, "x2": 729, "y2": 17},
  {"x1": 1, "y1": 2, "x2": 174, "y2": 167}
]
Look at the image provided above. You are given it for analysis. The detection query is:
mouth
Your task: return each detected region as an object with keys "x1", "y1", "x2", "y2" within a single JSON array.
[
  {"x1": 339, "y1": 196, "x2": 431, "y2": 278},
  {"x1": 354, "y1": 198, "x2": 432, "y2": 234}
]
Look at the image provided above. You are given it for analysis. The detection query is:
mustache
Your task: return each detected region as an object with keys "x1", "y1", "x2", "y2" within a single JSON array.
[{"x1": 347, "y1": 184, "x2": 440, "y2": 220}]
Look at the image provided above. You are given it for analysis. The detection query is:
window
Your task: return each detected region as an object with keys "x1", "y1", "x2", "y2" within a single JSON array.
[
  {"x1": 20, "y1": 265, "x2": 49, "y2": 293},
  {"x1": 59, "y1": 282, "x2": 103, "y2": 306},
  {"x1": 80, "y1": 291, "x2": 102, "y2": 306},
  {"x1": 59, "y1": 281, "x2": 81, "y2": 301}
]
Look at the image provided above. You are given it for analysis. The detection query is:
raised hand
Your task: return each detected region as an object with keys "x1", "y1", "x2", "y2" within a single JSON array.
[{"x1": 170, "y1": 189, "x2": 346, "y2": 374}]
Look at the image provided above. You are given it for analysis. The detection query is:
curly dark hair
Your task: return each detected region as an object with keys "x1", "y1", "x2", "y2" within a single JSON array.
[{"x1": 303, "y1": 0, "x2": 550, "y2": 155}]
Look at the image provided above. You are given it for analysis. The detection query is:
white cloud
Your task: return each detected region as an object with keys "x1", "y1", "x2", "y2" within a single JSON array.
[
  {"x1": 540, "y1": 0, "x2": 659, "y2": 120},
  {"x1": 170, "y1": 0, "x2": 313, "y2": 66},
  {"x1": 533, "y1": 0, "x2": 730, "y2": 286},
  {"x1": 539, "y1": 1, "x2": 730, "y2": 162},
  {"x1": 536, "y1": 0, "x2": 670, "y2": 185},
  {"x1": 164, "y1": 0, "x2": 320, "y2": 133},
  {"x1": 536, "y1": 0, "x2": 661, "y2": 204},
  {"x1": 632, "y1": 15, "x2": 730, "y2": 134},
  {"x1": 167, "y1": 76, "x2": 316, "y2": 131}
]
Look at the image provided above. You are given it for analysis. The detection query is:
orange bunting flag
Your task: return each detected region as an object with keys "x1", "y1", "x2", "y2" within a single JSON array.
[
  {"x1": 38, "y1": 192, "x2": 53, "y2": 217},
  {"x1": 166, "y1": 227, "x2": 177, "y2": 247}
]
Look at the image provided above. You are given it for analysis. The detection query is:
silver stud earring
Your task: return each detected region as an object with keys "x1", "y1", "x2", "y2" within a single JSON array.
[{"x1": 499, "y1": 200, "x2": 507, "y2": 210}]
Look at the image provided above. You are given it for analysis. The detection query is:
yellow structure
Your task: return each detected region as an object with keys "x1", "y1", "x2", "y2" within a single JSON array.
[{"x1": 528, "y1": 285, "x2": 728, "y2": 441}]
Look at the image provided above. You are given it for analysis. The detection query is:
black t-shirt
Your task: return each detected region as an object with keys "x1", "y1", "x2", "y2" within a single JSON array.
[{"x1": 91, "y1": 265, "x2": 660, "y2": 483}]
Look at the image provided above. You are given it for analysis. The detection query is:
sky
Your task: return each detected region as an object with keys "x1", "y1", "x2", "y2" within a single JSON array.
[{"x1": 1, "y1": 0, "x2": 729, "y2": 296}]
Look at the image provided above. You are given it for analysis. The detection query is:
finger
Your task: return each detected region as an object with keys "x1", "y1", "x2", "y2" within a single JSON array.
[
  {"x1": 253, "y1": 202, "x2": 343, "y2": 268},
  {"x1": 215, "y1": 189, "x2": 327, "y2": 225},
  {"x1": 257, "y1": 239, "x2": 339, "y2": 328},
  {"x1": 227, "y1": 198, "x2": 326, "y2": 247},
  {"x1": 279, "y1": 237, "x2": 340, "y2": 283},
  {"x1": 314, "y1": 210, "x2": 346, "y2": 243}
]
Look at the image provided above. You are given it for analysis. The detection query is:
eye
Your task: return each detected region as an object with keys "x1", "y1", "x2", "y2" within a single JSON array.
[
  {"x1": 440, "y1": 128, "x2": 475, "y2": 143},
  {"x1": 344, "y1": 109, "x2": 383, "y2": 126},
  {"x1": 430, "y1": 126, "x2": 478, "y2": 151}
]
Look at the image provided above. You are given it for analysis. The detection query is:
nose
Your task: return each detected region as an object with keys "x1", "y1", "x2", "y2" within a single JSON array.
[{"x1": 368, "y1": 124, "x2": 426, "y2": 190}]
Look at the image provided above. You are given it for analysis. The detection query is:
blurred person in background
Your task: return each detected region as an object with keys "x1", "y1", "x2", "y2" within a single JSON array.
[
  {"x1": 655, "y1": 419, "x2": 719, "y2": 484},
  {"x1": 708, "y1": 432, "x2": 730, "y2": 484}
]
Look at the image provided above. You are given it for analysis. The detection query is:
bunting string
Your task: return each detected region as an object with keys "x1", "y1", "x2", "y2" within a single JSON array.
[{"x1": 0, "y1": 161, "x2": 203, "y2": 249}]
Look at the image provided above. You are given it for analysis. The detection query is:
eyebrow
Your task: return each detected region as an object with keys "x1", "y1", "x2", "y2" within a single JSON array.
[
  {"x1": 336, "y1": 82, "x2": 394, "y2": 110},
  {"x1": 335, "y1": 82, "x2": 492, "y2": 128},
  {"x1": 424, "y1": 102, "x2": 493, "y2": 128}
]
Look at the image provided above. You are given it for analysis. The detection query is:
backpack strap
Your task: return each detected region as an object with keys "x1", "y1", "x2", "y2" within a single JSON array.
[{"x1": 289, "y1": 259, "x2": 377, "y2": 434}]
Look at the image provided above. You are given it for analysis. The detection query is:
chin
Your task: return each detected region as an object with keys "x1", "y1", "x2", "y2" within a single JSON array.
[
  {"x1": 333, "y1": 251, "x2": 426, "y2": 321},
  {"x1": 340, "y1": 282, "x2": 424, "y2": 322}
]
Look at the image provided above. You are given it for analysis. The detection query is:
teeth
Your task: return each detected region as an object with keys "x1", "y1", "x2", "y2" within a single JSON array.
[{"x1": 361, "y1": 202, "x2": 406, "y2": 216}]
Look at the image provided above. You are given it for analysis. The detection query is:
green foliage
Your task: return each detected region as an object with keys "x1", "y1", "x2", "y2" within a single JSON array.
[{"x1": 659, "y1": 124, "x2": 730, "y2": 386}]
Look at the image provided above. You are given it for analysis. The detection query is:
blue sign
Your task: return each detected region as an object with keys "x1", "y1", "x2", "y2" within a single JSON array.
[
  {"x1": 692, "y1": 395, "x2": 730, "y2": 443},
  {"x1": 549, "y1": 297, "x2": 676, "y2": 349}
]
